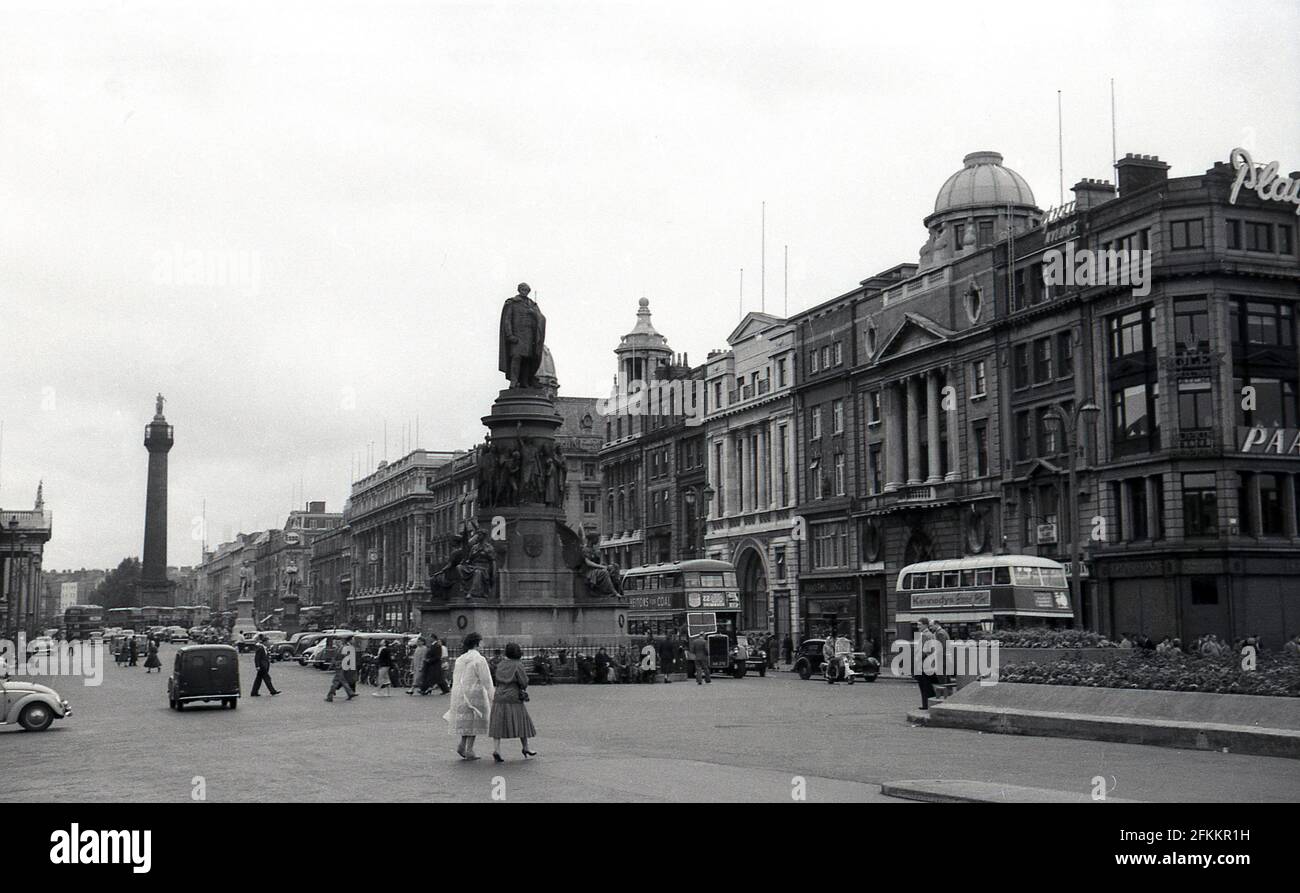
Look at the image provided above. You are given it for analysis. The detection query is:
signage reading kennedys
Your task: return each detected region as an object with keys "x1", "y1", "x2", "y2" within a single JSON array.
[
  {"x1": 911, "y1": 589, "x2": 992, "y2": 610},
  {"x1": 1239, "y1": 426, "x2": 1300, "y2": 455}
]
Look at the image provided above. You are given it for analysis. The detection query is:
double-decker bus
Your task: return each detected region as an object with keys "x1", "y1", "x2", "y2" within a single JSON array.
[
  {"x1": 106, "y1": 606, "x2": 144, "y2": 631},
  {"x1": 895, "y1": 554, "x2": 1071, "y2": 639},
  {"x1": 622, "y1": 559, "x2": 742, "y2": 638},
  {"x1": 64, "y1": 604, "x2": 104, "y2": 640}
]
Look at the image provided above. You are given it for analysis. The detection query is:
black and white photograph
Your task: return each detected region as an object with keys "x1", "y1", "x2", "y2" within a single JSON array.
[{"x1": 1, "y1": 0, "x2": 1297, "y2": 868}]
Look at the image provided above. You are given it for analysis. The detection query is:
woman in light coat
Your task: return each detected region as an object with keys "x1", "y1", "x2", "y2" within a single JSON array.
[
  {"x1": 407, "y1": 637, "x2": 428, "y2": 695},
  {"x1": 444, "y1": 631, "x2": 494, "y2": 760}
]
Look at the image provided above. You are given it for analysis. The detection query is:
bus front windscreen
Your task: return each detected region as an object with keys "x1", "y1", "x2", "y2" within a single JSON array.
[{"x1": 686, "y1": 612, "x2": 717, "y2": 636}]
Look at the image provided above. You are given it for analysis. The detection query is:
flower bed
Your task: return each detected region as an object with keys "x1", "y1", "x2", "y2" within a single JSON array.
[
  {"x1": 999, "y1": 651, "x2": 1300, "y2": 697},
  {"x1": 972, "y1": 627, "x2": 1117, "y2": 649}
]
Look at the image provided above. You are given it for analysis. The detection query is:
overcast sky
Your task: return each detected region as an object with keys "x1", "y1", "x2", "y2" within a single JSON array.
[{"x1": 3, "y1": 0, "x2": 1297, "y2": 570}]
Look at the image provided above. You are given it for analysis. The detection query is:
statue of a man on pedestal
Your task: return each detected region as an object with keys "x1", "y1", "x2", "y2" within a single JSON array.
[{"x1": 499, "y1": 282, "x2": 546, "y2": 389}]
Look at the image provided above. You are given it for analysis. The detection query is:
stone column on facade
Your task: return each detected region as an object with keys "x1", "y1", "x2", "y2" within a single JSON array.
[
  {"x1": 1117, "y1": 482, "x2": 1131, "y2": 542},
  {"x1": 884, "y1": 381, "x2": 904, "y2": 492},
  {"x1": 926, "y1": 370, "x2": 942, "y2": 484},
  {"x1": 906, "y1": 375, "x2": 922, "y2": 485},
  {"x1": 945, "y1": 366, "x2": 960, "y2": 482},
  {"x1": 1145, "y1": 476, "x2": 1161, "y2": 540}
]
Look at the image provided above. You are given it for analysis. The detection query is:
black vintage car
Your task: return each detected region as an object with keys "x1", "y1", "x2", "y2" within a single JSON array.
[
  {"x1": 168, "y1": 644, "x2": 241, "y2": 710},
  {"x1": 792, "y1": 638, "x2": 879, "y2": 682}
]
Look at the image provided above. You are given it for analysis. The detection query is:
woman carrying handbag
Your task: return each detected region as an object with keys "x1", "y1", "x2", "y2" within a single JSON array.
[{"x1": 488, "y1": 642, "x2": 538, "y2": 763}]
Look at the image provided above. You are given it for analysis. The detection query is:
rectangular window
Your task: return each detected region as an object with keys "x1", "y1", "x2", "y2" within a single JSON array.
[
  {"x1": 1235, "y1": 376, "x2": 1300, "y2": 428},
  {"x1": 1056, "y1": 332, "x2": 1073, "y2": 377},
  {"x1": 1014, "y1": 344, "x2": 1030, "y2": 389},
  {"x1": 810, "y1": 350, "x2": 820, "y2": 374},
  {"x1": 1243, "y1": 301, "x2": 1294, "y2": 347},
  {"x1": 971, "y1": 359, "x2": 987, "y2": 397},
  {"x1": 1112, "y1": 383, "x2": 1153, "y2": 441},
  {"x1": 1226, "y1": 219, "x2": 1242, "y2": 250},
  {"x1": 1190, "y1": 577, "x2": 1218, "y2": 605},
  {"x1": 832, "y1": 398, "x2": 844, "y2": 434},
  {"x1": 833, "y1": 342, "x2": 843, "y2": 366},
  {"x1": 1246, "y1": 221, "x2": 1274, "y2": 252},
  {"x1": 1178, "y1": 382, "x2": 1214, "y2": 430},
  {"x1": 834, "y1": 453, "x2": 845, "y2": 495},
  {"x1": 822, "y1": 346, "x2": 832, "y2": 368},
  {"x1": 1279, "y1": 224, "x2": 1294, "y2": 255},
  {"x1": 972, "y1": 422, "x2": 989, "y2": 477},
  {"x1": 1183, "y1": 472, "x2": 1218, "y2": 537},
  {"x1": 1033, "y1": 337, "x2": 1053, "y2": 383},
  {"x1": 868, "y1": 390, "x2": 881, "y2": 423},
  {"x1": 774, "y1": 546, "x2": 786, "y2": 581},
  {"x1": 978, "y1": 219, "x2": 994, "y2": 247},
  {"x1": 1109, "y1": 308, "x2": 1149, "y2": 359},
  {"x1": 1169, "y1": 219, "x2": 1204, "y2": 250},
  {"x1": 1039, "y1": 408, "x2": 1058, "y2": 456},
  {"x1": 1260, "y1": 473, "x2": 1284, "y2": 536},
  {"x1": 1174, "y1": 298, "x2": 1210, "y2": 353},
  {"x1": 869, "y1": 443, "x2": 883, "y2": 494},
  {"x1": 1130, "y1": 478, "x2": 1148, "y2": 541},
  {"x1": 777, "y1": 358, "x2": 788, "y2": 388},
  {"x1": 812, "y1": 521, "x2": 849, "y2": 569},
  {"x1": 811, "y1": 407, "x2": 822, "y2": 439}
]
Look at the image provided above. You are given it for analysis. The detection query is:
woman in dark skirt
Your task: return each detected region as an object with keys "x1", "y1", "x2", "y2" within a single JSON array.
[
  {"x1": 489, "y1": 642, "x2": 537, "y2": 762},
  {"x1": 143, "y1": 637, "x2": 162, "y2": 673}
]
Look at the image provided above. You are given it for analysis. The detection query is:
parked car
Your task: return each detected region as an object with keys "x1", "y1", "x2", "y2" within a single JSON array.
[
  {"x1": 307, "y1": 630, "x2": 359, "y2": 669},
  {"x1": 168, "y1": 645, "x2": 241, "y2": 710},
  {"x1": 0, "y1": 679, "x2": 72, "y2": 731},
  {"x1": 792, "y1": 638, "x2": 879, "y2": 682},
  {"x1": 294, "y1": 633, "x2": 326, "y2": 664},
  {"x1": 269, "y1": 641, "x2": 297, "y2": 662},
  {"x1": 733, "y1": 635, "x2": 768, "y2": 677},
  {"x1": 164, "y1": 626, "x2": 189, "y2": 643}
]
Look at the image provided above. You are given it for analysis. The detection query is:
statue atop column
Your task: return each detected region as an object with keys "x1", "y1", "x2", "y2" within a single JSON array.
[{"x1": 499, "y1": 282, "x2": 547, "y2": 389}]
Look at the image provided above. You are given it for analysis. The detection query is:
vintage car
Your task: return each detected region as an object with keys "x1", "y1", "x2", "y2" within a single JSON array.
[
  {"x1": 792, "y1": 638, "x2": 880, "y2": 682},
  {"x1": 0, "y1": 679, "x2": 72, "y2": 731},
  {"x1": 168, "y1": 645, "x2": 241, "y2": 710},
  {"x1": 733, "y1": 635, "x2": 768, "y2": 677}
]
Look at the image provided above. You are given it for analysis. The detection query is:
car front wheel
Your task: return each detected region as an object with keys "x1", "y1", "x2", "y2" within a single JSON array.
[
  {"x1": 19, "y1": 702, "x2": 54, "y2": 732},
  {"x1": 797, "y1": 662, "x2": 811, "y2": 680}
]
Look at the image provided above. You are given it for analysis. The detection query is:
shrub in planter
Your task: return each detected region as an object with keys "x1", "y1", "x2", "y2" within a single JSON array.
[
  {"x1": 1000, "y1": 651, "x2": 1300, "y2": 697},
  {"x1": 973, "y1": 627, "x2": 1117, "y2": 649}
]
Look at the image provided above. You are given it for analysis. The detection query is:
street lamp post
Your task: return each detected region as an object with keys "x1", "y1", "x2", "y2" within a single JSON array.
[
  {"x1": 6, "y1": 517, "x2": 18, "y2": 643},
  {"x1": 1045, "y1": 401, "x2": 1101, "y2": 629}
]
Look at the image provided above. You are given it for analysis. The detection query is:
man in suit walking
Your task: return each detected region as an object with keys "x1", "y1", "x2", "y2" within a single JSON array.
[
  {"x1": 250, "y1": 634, "x2": 280, "y2": 696},
  {"x1": 689, "y1": 633, "x2": 711, "y2": 685},
  {"x1": 325, "y1": 634, "x2": 358, "y2": 701},
  {"x1": 425, "y1": 634, "x2": 450, "y2": 695}
]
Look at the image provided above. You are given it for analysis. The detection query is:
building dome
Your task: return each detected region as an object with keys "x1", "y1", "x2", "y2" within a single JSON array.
[{"x1": 933, "y1": 151, "x2": 1036, "y2": 214}]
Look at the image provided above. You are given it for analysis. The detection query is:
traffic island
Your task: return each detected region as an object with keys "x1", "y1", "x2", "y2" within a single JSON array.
[
  {"x1": 881, "y1": 779, "x2": 1142, "y2": 803},
  {"x1": 909, "y1": 682, "x2": 1300, "y2": 759}
]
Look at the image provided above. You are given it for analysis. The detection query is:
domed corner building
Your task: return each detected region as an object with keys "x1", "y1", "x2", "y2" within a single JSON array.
[
  {"x1": 789, "y1": 148, "x2": 1055, "y2": 652},
  {"x1": 918, "y1": 150, "x2": 1042, "y2": 271}
]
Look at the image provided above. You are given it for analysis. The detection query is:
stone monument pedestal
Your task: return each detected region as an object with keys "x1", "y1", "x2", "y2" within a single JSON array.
[
  {"x1": 419, "y1": 388, "x2": 629, "y2": 651},
  {"x1": 231, "y1": 594, "x2": 257, "y2": 639}
]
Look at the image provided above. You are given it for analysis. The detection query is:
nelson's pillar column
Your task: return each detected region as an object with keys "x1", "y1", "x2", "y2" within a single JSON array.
[{"x1": 138, "y1": 393, "x2": 176, "y2": 606}]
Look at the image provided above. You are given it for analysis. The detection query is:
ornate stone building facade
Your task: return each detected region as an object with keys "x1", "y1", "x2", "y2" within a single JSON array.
[{"x1": 702, "y1": 311, "x2": 799, "y2": 638}]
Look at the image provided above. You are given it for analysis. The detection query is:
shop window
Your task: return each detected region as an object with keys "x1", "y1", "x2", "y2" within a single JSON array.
[{"x1": 1190, "y1": 577, "x2": 1219, "y2": 605}]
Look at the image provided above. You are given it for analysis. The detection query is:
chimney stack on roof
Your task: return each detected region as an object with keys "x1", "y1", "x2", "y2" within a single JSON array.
[
  {"x1": 1115, "y1": 153, "x2": 1171, "y2": 197},
  {"x1": 1072, "y1": 177, "x2": 1117, "y2": 211}
]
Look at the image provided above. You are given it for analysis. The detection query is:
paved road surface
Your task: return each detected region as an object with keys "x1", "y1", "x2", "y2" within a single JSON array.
[{"x1": 3, "y1": 644, "x2": 1297, "y2": 802}]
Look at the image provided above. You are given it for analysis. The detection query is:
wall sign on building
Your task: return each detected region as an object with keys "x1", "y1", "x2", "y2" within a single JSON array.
[{"x1": 1229, "y1": 147, "x2": 1300, "y2": 215}]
